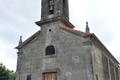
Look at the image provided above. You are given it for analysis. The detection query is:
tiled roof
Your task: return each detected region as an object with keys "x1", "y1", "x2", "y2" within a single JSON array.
[{"x1": 59, "y1": 21, "x2": 93, "y2": 38}]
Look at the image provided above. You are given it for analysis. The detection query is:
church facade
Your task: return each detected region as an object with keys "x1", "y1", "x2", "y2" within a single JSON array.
[{"x1": 16, "y1": 0, "x2": 120, "y2": 80}]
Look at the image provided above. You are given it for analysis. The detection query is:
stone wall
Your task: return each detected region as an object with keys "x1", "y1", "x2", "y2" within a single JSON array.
[
  {"x1": 16, "y1": 21, "x2": 94, "y2": 80},
  {"x1": 92, "y1": 43, "x2": 119, "y2": 80},
  {"x1": 91, "y1": 44, "x2": 104, "y2": 80},
  {"x1": 41, "y1": 0, "x2": 69, "y2": 20},
  {"x1": 102, "y1": 54, "x2": 109, "y2": 80},
  {"x1": 41, "y1": 21, "x2": 94, "y2": 80}
]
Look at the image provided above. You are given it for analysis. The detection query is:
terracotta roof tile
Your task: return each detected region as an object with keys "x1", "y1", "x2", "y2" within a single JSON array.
[{"x1": 59, "y1": 22, "x2": 93, "y2": 38}]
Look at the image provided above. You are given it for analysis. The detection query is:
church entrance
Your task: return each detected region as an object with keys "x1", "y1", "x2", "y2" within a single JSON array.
[{"x1": 43, "y1": 72, "x2": 57, "y2": 80}]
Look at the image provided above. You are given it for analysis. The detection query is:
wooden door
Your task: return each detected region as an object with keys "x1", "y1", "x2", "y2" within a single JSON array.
[{"x1": 43, "y1": 72, "x2": 57, "y2": 80}]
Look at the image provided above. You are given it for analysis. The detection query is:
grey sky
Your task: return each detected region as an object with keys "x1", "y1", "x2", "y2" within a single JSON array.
[{"x1": 0, "y1": 0, "x2": 120, "y2": 70}]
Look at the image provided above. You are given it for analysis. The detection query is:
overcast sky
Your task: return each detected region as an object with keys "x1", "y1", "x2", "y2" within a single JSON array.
[{"x1": 0, "y1": 0, "x2": 120, "y2": 70}]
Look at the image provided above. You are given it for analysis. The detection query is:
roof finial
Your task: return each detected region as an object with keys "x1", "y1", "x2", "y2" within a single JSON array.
[
  {"x1": 86, "y1": 22, "x2": 90, "y2": 33},
  {"x1": 19, "y1": 36, "x2": 23, "y2": 45}
]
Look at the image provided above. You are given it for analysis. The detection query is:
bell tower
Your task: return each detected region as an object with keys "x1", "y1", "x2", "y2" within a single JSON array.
[{"x1": 41, "y1": 0, "x2": 69, "y2": 20}]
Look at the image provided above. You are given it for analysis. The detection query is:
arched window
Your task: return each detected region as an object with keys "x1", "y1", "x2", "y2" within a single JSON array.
[{"x1": 45, "y1": 45, "x2": 55, "y2": 55}]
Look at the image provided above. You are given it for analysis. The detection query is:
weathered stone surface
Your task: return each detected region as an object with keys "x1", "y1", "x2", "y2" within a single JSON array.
[
  {"x1": 16, "y1": 21, "x2": 94, "y2": 80},
  {"x1": 41, "y1": 0, "x2": 69, "y2": 20},
  {"x1": 91, "y1": 41, "x2": 120, "y2": 80},
  {"x1": 16, "y1": 22, "x2": 120, "y2": 80},
  {"x1": 16, "y1": 0, "x2": 119, "y2": 80}
]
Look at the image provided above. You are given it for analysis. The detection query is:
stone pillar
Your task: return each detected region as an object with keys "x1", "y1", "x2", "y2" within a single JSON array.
[
  {"x1": 115, "y1": 66, "x2": 119, "y2": 80},
  {"x1": 108, "y1": 59, "x2": 111, "y2": 80},
  {"x1": 118, "y1": 66, "x2": 120, "y2": 80},
  {"x1": 109, "y1": 60, "x2": 116, "y2": 80},
  {"x1": 102, "y1": 54, "x2": 110, "y2": 80},
  {"x1": 16, "y1": 51, "x2": 23, "y2": 80},
  {"x1": 114, "y1": 66, "x2": 117, "y2": 80}
]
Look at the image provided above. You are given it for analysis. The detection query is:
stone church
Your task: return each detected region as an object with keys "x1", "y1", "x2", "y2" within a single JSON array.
[{"x1": 15, "y1": 0, "x2": 120, "y2": 80}]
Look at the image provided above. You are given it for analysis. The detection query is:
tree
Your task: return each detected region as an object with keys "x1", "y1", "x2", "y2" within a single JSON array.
[
  {"x1": 0, "y1": 63, "x2": 15, "y2": 80},
  {"x1": 8, "y1": 70, "x2": 16, "y2": 80}
]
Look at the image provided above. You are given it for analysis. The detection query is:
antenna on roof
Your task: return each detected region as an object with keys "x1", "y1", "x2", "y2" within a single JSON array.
[{"x1": 85, "y1": 22, "x2": 90, "y2": 33}]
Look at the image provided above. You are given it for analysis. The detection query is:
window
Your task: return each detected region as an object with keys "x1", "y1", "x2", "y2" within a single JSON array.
[
  {"x1": 43, "y1": 72, "x2": 57, "y2": 80},
  {"x1": 45, "y1": 45, "x2": 55, "y2": 56},
  {"x1": 48, "y1": 0, "x2": 54, "y2": 15},
  {"x1": 27, "y1": 74, "x2": 31, "y2": 80},
  {"x1": 96, "y1": 75, "x2": 98, "y2": 80},
  {"x1": 63, "y1": 0, "x2": 65, "y2": 6},
  {"x1": 63, "y1": 0, "x2": 66, "y2": 13}
]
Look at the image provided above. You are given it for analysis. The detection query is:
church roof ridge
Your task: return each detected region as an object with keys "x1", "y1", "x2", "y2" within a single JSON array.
[
  {"x1": 16, "y1": 20, "x2": 93, "y2": 49},
  {"x1": 90, "y1": 34, "x2": 119, "y2": 64},
  {"x1": 59, "y1": 20, "x2": 93, "y2": 37},
  {"x1": 15, "y1": 30, "x2": 40, "y2": 49},
  {"x1": 59, "y1": 24, "x2": 93, "y2": 37}
]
